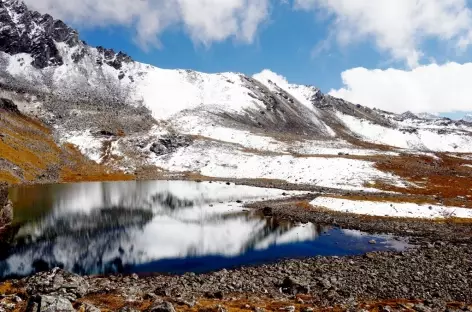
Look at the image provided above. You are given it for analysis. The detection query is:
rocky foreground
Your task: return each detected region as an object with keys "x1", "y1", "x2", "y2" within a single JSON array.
[
  {"x1": 0, "y1": 193, "x2": 472, "y2": 311},
  {"x1": 0, "y1": 242, "x2": 470, "y2": 312}
]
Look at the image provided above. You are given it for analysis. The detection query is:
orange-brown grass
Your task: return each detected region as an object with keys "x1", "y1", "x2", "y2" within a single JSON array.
[
  {"x1": 59, "y1": 143, "x2": 133, "y2": 183},
  {"x1": 0, "y1": 110, "x2": 61, "y2": 181},
  {"x1": 295, "y1": 200, "x2": 313, "y2": 210},
  {"x1": 0, "y1": 110, "x2": 133, "y2": 185},
  {"x1": 77, "y1": 293, "x2": 152, "y2": 311},
  {"x1": 371, "y1": 153, "x2": 472, "y2": 207},
  {"x1": 0, "y1": 170, "x2": 21, "y2": 184}
]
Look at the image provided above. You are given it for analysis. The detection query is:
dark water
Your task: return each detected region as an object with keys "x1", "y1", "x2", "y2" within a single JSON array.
[{"x1": 0, "y1": 180, "x2": 409, "y2": 279}]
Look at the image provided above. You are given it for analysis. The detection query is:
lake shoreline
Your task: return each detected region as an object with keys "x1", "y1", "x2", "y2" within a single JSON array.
[
  {"x1": 1, "y1": 180, "x2": 472, "y2": 311},
  {"x1": 0, "y1": 243, "x2": 471, "y2": 311}
]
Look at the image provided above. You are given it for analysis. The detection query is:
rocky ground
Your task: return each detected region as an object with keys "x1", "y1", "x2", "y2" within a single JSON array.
[
  {"x1": 0, "y1": 196, "x2": 472, "y2": 311},
  {"x1": 0, "y1": 243, "x2": 471, "y2": 312}
]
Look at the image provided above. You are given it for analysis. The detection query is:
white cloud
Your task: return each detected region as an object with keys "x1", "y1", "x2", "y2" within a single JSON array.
[
  {"x1": 23, "y1": 0, "x2": 270, "y2": 48},
  {"x1": 295, "y1": 0, "x2": 472, "y2": 67},
  {"x1": 329, "y1": 62, "x2": 472, "y2": 113},
  {"x1": 252, "y1": 69, "x2": 290, "y2": 87}
]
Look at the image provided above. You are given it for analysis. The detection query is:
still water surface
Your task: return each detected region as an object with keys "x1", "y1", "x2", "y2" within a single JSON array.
[{"x1": 0, "y1": 181, "x2": 409, "y2": 279}]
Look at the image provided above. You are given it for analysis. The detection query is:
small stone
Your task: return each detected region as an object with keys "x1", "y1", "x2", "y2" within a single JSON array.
[
  {"x1": 281, "y1": 306, "x2": 295, "y2": 312},
  {"x1": 175, "y1": 298, "x2": 196, "y2": 308},
  {"x1": 81, "y1": 303, "x2": 101, "y2": 312},
  {"x1": 365, "y1": 252, "x2": 376, "y2": 259},
  {"x1": 369, "y1": 239, "x2": 377, "y2": 244},
  {"x1": 131, "y1": 273, "x2": 139, "y2": 280},
  {"x1": 147, "y1": 301, "x2": 176, "y2": 312},
  {"x1": 144, "y1": 293, "x2": 158, "y2": 300},
  {"x1": 262, "y1": 207, "x2": 273, "y2": 216},
  {"x1": 119, "y1": 307, "x2": 140, "y2": 312}
]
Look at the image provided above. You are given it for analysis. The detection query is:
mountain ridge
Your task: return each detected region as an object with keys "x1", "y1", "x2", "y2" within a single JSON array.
[{"x1": 0, "y1": 0, "x2": 471, "y2": 195}]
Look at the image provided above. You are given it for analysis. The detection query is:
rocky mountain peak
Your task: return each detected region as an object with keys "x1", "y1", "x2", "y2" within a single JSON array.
[
  {"x1": 0, "y1": 0, "x2": 80, "y2": 68},
  {"x1": 0, "y1": 0, "x2": 133, "y2": 70}
]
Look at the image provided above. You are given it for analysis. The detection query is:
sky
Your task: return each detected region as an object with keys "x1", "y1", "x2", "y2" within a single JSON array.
[{"x1": 23, "y1": 0, "x2": 472, "y2": 117}]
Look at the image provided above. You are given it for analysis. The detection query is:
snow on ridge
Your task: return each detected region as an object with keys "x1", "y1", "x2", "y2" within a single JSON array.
[
  {"x1": 253, "y1": 69, "x2": 335, "y2": 136},
  {"x1": 253, "y1": 69, "x2": 320, "y2": 113},
  {"x1": 126, "y1": 65, "x2": 262, "y2": 120},
  {"x1": 311, "y1": 197, "x2": 472, "y2": 219},
  {"x1": 338, "y1": 112, "x2": 472, "y2": 152}
]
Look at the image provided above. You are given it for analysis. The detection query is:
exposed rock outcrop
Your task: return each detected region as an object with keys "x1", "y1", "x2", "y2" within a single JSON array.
[
  {"x1": 0, "y1": 97, "x2": 20, "y2": 113},
  {"x1": 0, "y1": 0, "x2": 132, "y2": 70},
  {"x1": 150, "y1": 135, "x2": 192, "y2": 156}
]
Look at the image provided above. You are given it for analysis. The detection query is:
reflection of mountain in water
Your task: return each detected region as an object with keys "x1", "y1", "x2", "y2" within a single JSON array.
[{"x1": 1, "y1": 181, "x2": 318, "y2": 279}]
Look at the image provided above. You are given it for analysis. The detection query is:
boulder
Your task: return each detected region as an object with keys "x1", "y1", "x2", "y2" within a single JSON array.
[
  {"x1": 39, "y1": 295, "x2": 75, "y2": 312},
  {"x1": 26, "y1": 268, "x2": 89, "y2": 300}
]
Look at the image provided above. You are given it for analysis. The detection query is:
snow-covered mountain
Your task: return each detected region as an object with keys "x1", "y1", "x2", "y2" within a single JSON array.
[
  {"x1": 1, "y1": 0, "x2": 472, "y2": 190},
  {"x1": 463, "y1": 114, "x2": 472, "y2": 122}
]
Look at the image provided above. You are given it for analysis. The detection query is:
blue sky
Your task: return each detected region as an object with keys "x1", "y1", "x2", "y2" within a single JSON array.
[{"x1": 25, "y1": 0, "x2": 472, "y2": 116}]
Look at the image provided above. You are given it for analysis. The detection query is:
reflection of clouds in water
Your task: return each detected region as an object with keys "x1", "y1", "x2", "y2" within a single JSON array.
[
  {"x1": 341, "y1": 229, "x2": 365, "y2": 238},
  {"x1": 2, "y1": 181, "x2": 410, "y2": 279},
  {"x1": 254, "y1": 223, "x2": 320, "y2": 250},
  {"x1": 342, "y1": 229, "x2": 412, "y2": 251},
  {"x1": 47, "y1": 181, "x2": 296, "y2": 215},
  {"x1": 1, "y1": 181, "x2": 309, "y2": 278}
]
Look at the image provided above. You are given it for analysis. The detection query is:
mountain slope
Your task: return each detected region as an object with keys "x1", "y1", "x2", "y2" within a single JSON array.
[{"x1": 0, "y1": 0, "x2": 472, "y2": 202}]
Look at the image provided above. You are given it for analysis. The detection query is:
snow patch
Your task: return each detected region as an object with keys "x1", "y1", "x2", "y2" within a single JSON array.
[{"x1": 311, "y1": 197, "x2": 472, "y2": 219}]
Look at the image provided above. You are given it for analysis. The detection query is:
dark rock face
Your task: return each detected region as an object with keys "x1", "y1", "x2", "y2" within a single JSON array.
[
  {"x1": 150, "y1": 135, "x2": 192, "y2": 156},
  {"x1": 0, "y1": 0, "x2": 79, "y2": 68},
  {"x1": 0, "y1": 97, "x2": 19, "y2": 113},
  {"x1": 0, "y1": 182, "x2": 12, "y2": 228},
  {"x1": 0, "y1": 0, "x2": 132, "y2": 69},
  {"x1": 96, "y1": 46, "x2": 133, "y2": 70}
]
